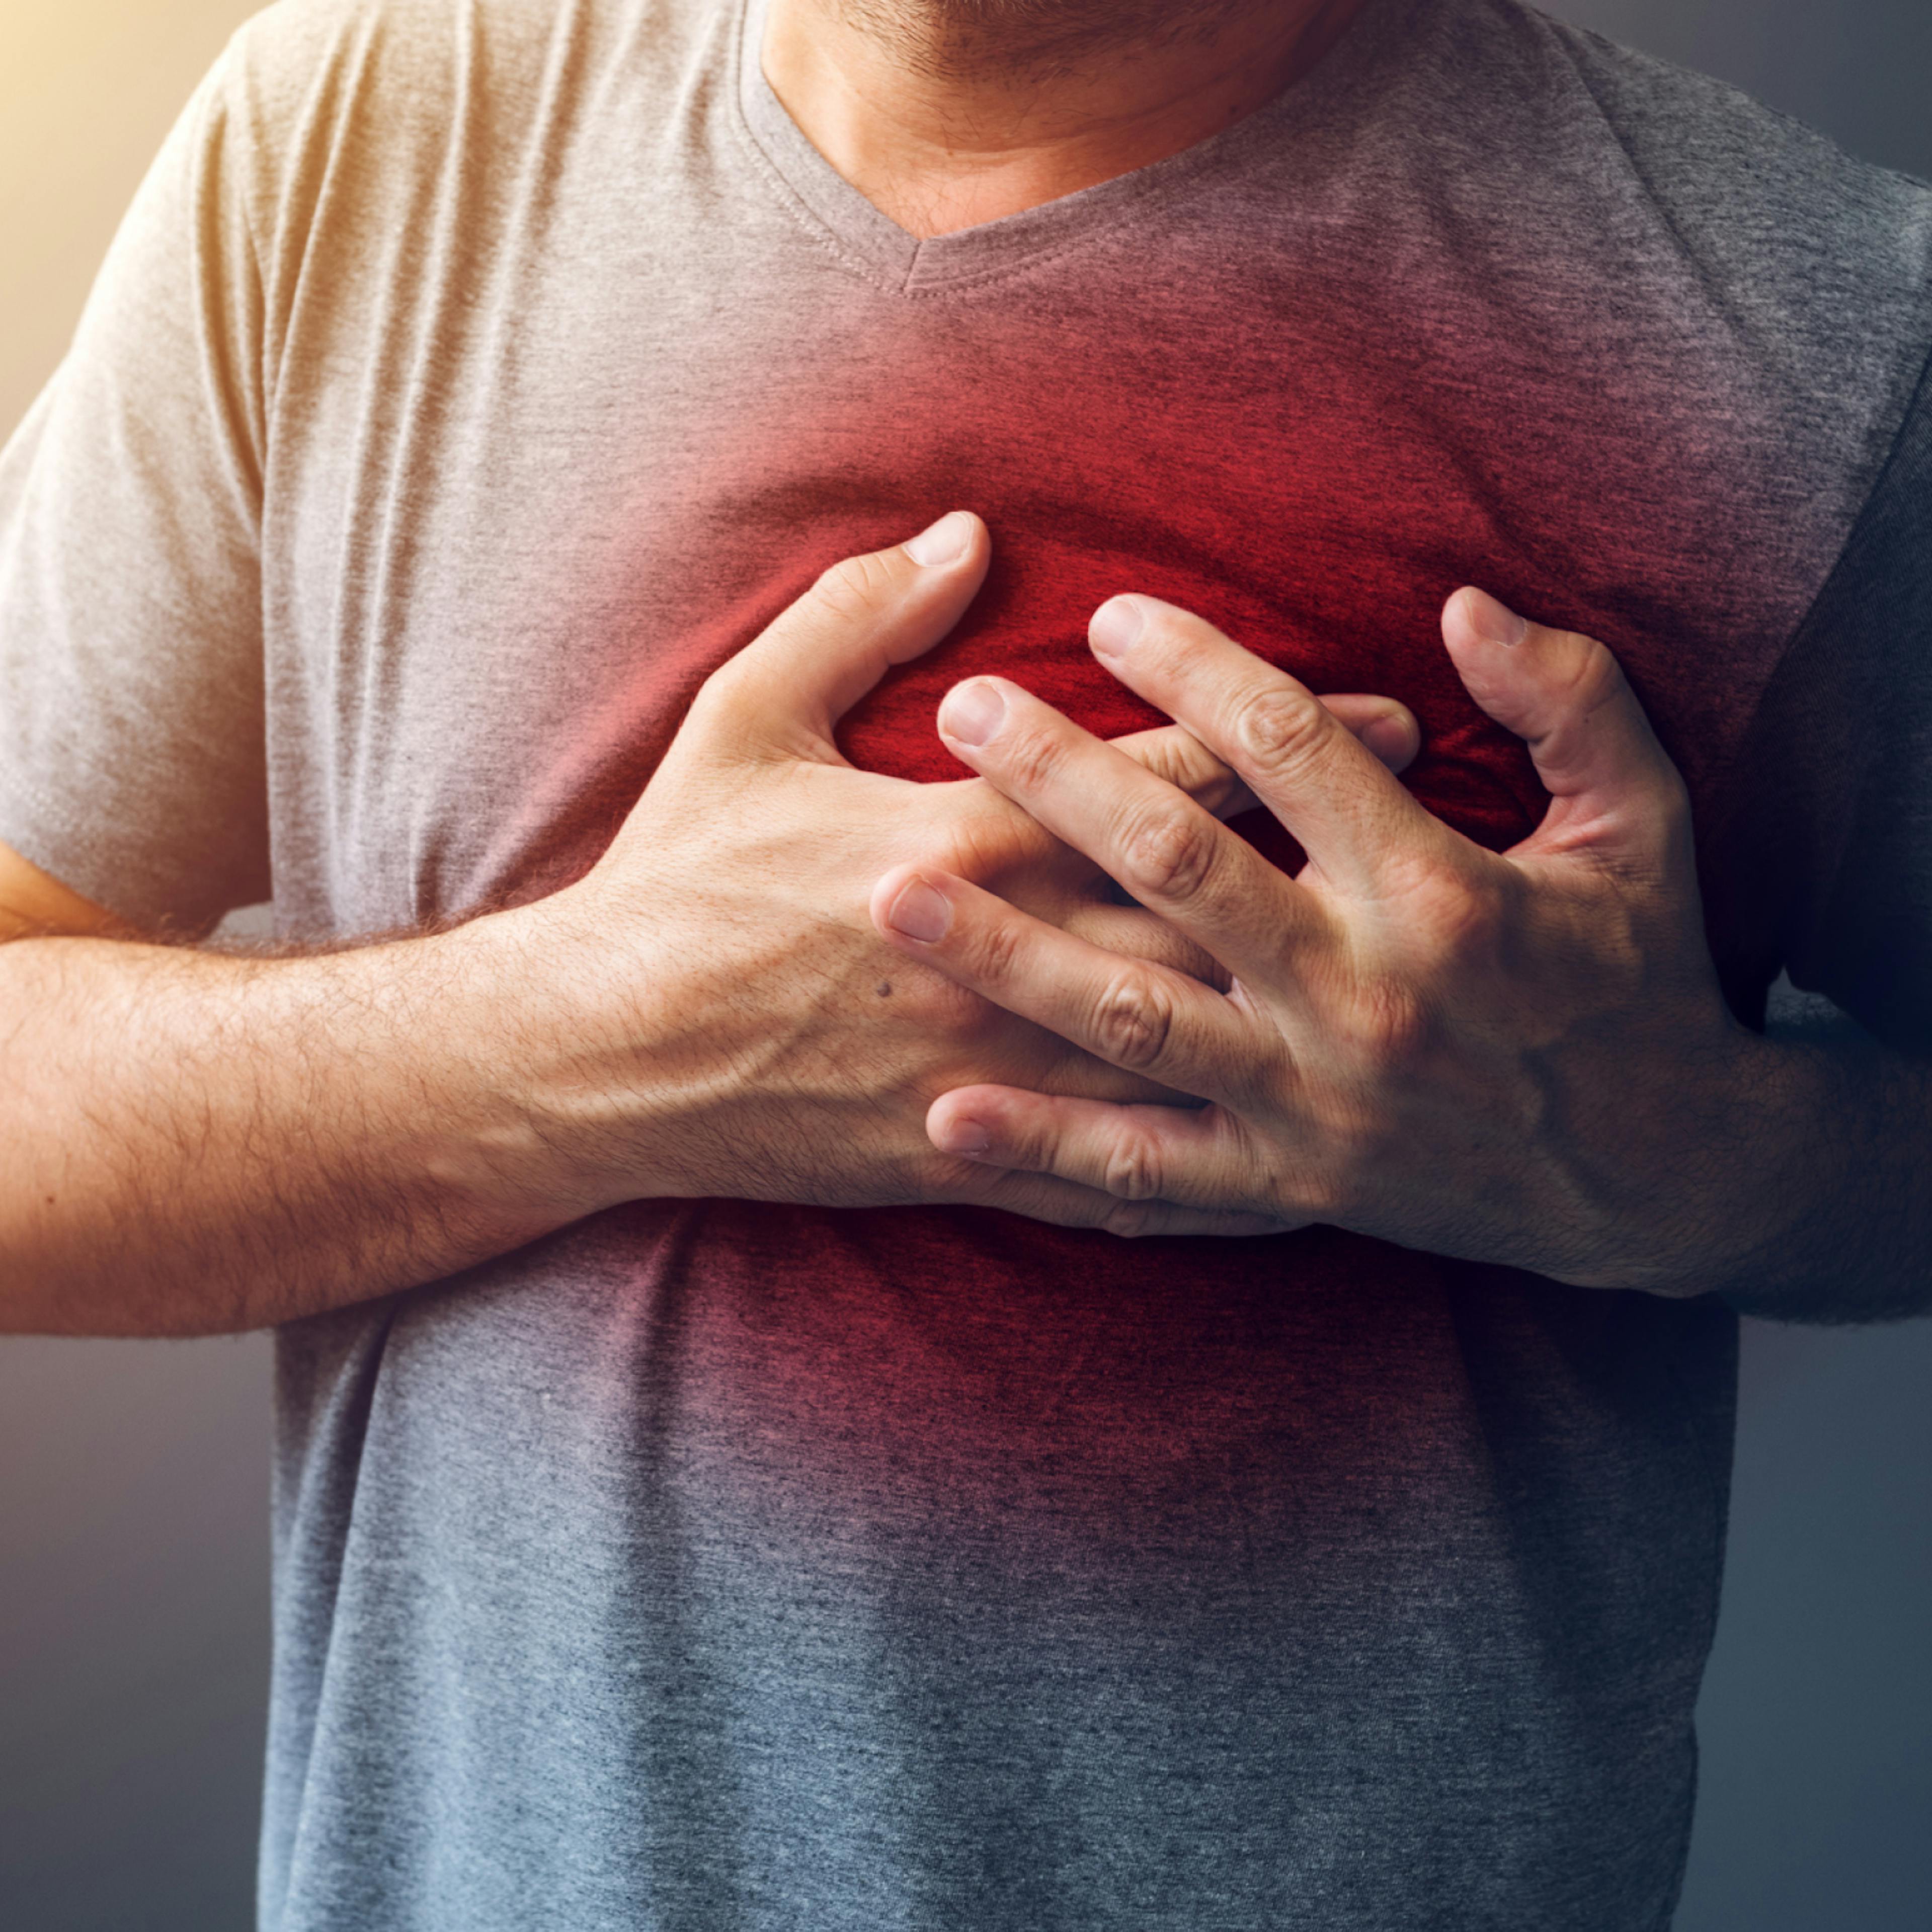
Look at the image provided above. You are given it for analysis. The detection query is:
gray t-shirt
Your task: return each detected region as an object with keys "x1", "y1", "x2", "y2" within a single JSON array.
[{"x1": 2, "y1": 0, "x2": 1929, "y2": 1925}]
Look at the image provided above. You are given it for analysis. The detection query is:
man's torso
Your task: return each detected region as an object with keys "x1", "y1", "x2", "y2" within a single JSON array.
[{"x1": 4, "y1": 0, "x2": 1929, "y2": 1922}]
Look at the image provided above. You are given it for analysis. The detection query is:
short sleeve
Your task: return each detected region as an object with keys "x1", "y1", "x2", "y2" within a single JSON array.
[
  {"x1": 0, "y1": 41, "x2": 270, "y2": 932},
  {"x1": 1735, "y1": 341, "x2": 1932, "y2": 1054}
]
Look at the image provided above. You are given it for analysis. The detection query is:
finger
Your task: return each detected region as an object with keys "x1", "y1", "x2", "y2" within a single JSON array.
[
  {"x1": 934, "y1": 733, "x2": 1253, "y2": 907},
  {"x1": 1440, "y1": 589, "x2": 1692, "y2": 870},
  {"x1": 693, "y1": 511, "x2": 990, "y2": 764},
  {"x1": 1317, "y1": 694, "x2": 1423, "y2": 774},
  {"x1": 870, "y1": 863, "x2": 1255, "y2": 1099},
  {"x1": 1107, "y1": 725, "x2": 1256, "y2": 821},
  {"x1": 1086, "y1": 595, "x2": 1451, "y2": 894},
  {"x1": 936, "y1": 675, "x2": 1330, "y2": 978},
  {"x1": 1107, "y1": 692, "x2": 1419, "y2": 826},
  {"x1": 1060, "y1": 902, "x2": 1231, "y2": 989},
  {"x1": 929, "y1": 1087, "x2": 1291, "y2": 1224},
  {"x1": 953, "y1": 1159, "x2": 1291, "y2": 1238},
  {"x1": 954, "y1": 697, "x2": 1422, "y2": 899},
  {"x1": 947, "y1": 720, "x2": 1255, "y2": 895}
]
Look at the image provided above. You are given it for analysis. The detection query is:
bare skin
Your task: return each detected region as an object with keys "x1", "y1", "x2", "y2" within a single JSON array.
[
  {"x1": 870, "y1": 591, "x2": 1932, "y2": 1319},
  {"x1": 14, "y1": 0, "x2": 1921, "y2": 1332},
  {"x1": 2, "y1": 0, "x2": 1417, "y2": 1338},
  {"x1": 0, "y1": 515, "x2": 1418, "y2": 1336},
  {"x1": 762, "y1": 0, "x2": 1367, "y2": 235}
]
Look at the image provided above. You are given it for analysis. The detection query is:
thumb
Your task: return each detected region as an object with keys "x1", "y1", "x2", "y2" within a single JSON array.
[
  {"x1": 1441, "y1": 587, "x2": 1692, "y2": 868},
  {"x1": 698, "y1": 511, "x2": 991, "y2": 763}
]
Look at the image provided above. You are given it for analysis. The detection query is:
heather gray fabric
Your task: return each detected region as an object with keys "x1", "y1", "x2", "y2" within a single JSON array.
[{"x1": 1, "y1": 0, "x2": 1929, "y2": 1926}]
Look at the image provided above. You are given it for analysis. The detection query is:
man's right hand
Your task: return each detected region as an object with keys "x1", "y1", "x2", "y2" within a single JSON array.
[
  {"x1": 524, "y1": 511, "x2": 1417, "y2": 1237},
  {"x1": 0, "y1": 511, "x2": 1416, "y2": 1335}
]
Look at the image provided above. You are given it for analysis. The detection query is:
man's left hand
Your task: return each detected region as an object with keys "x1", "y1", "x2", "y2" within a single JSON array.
[{"x1": 869, "y1": 586, "x2": 1799, "y2": 1293}]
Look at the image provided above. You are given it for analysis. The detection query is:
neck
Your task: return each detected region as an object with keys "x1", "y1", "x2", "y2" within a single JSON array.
[{"x1": 761, "y1": 0, "x2": 1369, "y2": 238}]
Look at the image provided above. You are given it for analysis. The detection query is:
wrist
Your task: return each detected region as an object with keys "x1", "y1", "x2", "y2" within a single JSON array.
[
  {"x1": 1633, "y1": 1022, "x2": 1842, "y2": 1301},
  {"x1": 1700, "y1": 1023, "x2": 1928, "y2": 1321},
  {"x1": 449, "y1": 883, "x2": 694, "y2": 1219}
]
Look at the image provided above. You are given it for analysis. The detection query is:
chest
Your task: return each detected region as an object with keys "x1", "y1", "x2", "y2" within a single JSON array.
[{"x1": 260, "y1": 219, "x2": 1806, "y2": 946}]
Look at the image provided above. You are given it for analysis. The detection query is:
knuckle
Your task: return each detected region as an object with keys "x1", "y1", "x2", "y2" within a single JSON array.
[
  {"x1": 1402, "y1": 865, "x2": 1510, "y2": 976},
  {"x1": 1089, "y1": 967, "x2": 1177, "y2": 1073},
  {"x1": 938, "y1": 798, "x2": 1042, "y2": 882},
  {"x1": 1347, "y1": 975, "x2": 1432, "y2": 1072},
  {"x1": 966, "y1": 912, "x2": 1027, "y2": 988},
  {"x1": 1429, "y1": 892, "x2": 1495, "y2": 975},
  {"x1": 1101, "y1": 1198, "x2": 1165, "y2": 1239},
  {"x1": 1553, "y1": 634, "x2": 1652, "y2": 744},
  {"x1": 1232, "y1": 684, "x2": 1331, "y2": 778},
  {"x1": 1104, "y1": 913, "x2": 1225, "y2": 986},
  {"x1": 998, "y1": 719, "x2": 1071, "y2": 798},
  {"x1": 1566, "y1": 635, "x2": 1628, "y2": 712},
  {"x1": 813, "y1": 549, "x2": 900, "y2": 622},
  {"x1": 1251, "y1": 1093, "x2": 1364, "y2": 1220},
  {"x1": 1132, "y1": 730, "x2": 1218, "y2": 794},
  {"x1": 1117, "y1": 804, "x2": 1220, "y2": 904},
  {"x1": 1102, "y1": 1131, "x2": 1166, "y2": 1202},
  {"x1": 1129, "y1": 735, "x2": 1191, "y2": 787}
]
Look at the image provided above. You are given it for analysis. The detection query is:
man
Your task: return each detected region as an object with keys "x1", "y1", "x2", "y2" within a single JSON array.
[{"x1": 1, "y1": 0, "x2": 1927, "y2": 1925}]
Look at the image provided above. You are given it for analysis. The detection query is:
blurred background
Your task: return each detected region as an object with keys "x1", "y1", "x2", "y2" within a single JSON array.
[{"x1": 1, "y1": 2, "x2": 1928, "y2": 1927}]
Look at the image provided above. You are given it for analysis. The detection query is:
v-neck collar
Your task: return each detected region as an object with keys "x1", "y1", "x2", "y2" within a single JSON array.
[{"x1": 733, "y1": 0, "x2": 1413, "y2": 296}]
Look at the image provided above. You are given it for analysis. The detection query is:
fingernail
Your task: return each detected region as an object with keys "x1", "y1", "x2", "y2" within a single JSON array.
[
  {"x1": 886, "y1": 877, "x2": 952, "y2": 943},
  {"x1": 940, "y1": 679, "x2": 1006, "y2": 747},
  {"x1": 1090, "y1": 596, "x2": 1145, "y2": 658},
  {"x1": 1462, "y1": 587, "x2": 1528, "y2": 648},
  {"x1": 904, "y1": 510, "x2": 974, "y2": 567},
  {"x1": 1363, "y1": 712, "x2": 1416, "y2": 767},
  {"x1": 935, "y1": 1116, "x2": 993, "y2": 1158}
]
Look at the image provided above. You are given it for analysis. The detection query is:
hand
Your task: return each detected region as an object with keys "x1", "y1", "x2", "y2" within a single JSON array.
[
  {"x1": 545, "y1": 515, "x2": 1420, "y2": 1237},
  {"x1": 868, "y1": 586, "x2": 1777, "y2": 1287}
]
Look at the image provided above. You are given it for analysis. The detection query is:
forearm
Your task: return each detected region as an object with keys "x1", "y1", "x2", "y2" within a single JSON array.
[
  {"x1": 1705, "y1": 1024, "x2": 1932, "y2": 1323},
  {"x1": 0, "y1": 905, "x2": 617, "y2": 1337}
]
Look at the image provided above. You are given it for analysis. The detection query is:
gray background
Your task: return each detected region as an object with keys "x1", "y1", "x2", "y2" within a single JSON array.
[{"x1": 1, "y1": 1, "x2": 1928, "y2": 1927}]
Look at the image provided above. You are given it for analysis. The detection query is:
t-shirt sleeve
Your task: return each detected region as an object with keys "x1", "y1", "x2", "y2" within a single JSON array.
[
  {"x1": 1732, "y1": 339, "x2": 1932, "y2": 1056},
  {"x1": 0, "y1": 41, "x2": 270, "y2": 932}
]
